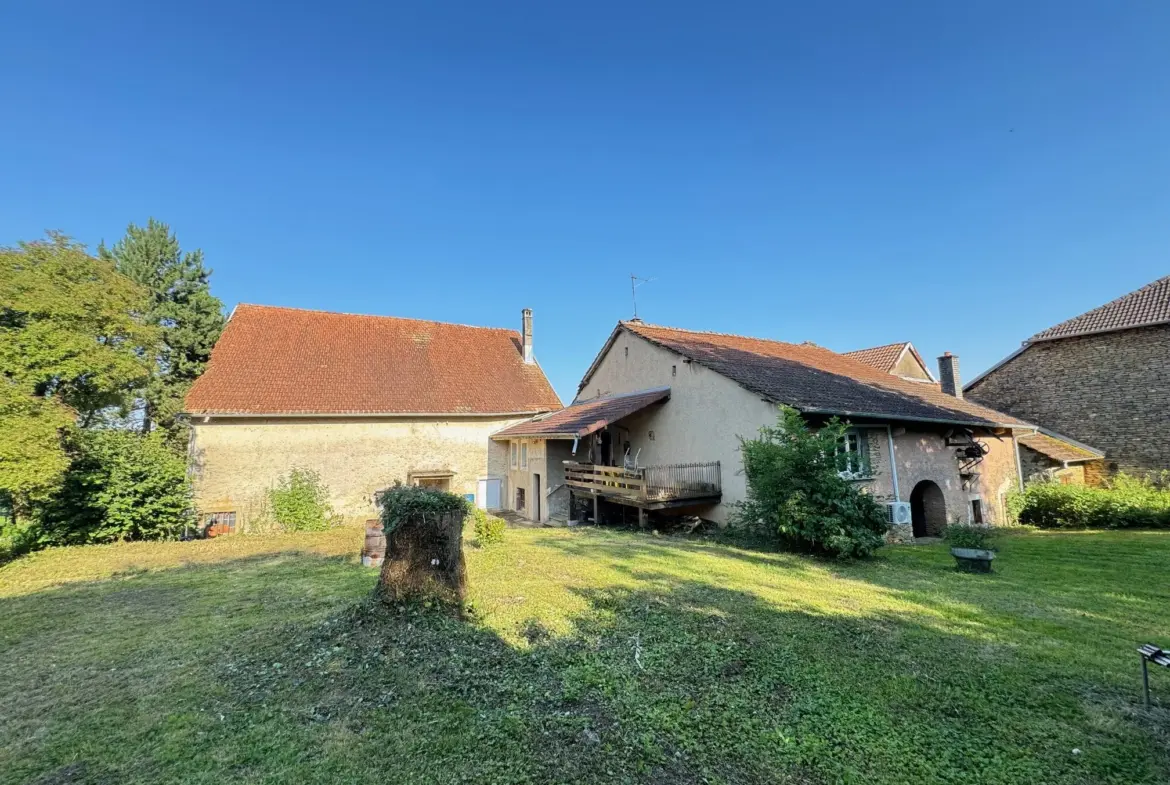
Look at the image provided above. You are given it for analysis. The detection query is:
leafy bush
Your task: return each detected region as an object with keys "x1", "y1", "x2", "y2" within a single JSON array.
[
  {"x1": 733, "y1": 407, "x2": 888, "y2": 559},
  {"x1": 471, "y1": 507, "x2": 506, "y2": 546},
  {"x1": 33, "y1": 429, "x2": 195, "y2": 544},
  {"x1": 1008, "y1": 474, "x2": 1170, "y2": 530},
  {"x1": 943, "y1": 523, "x2": 995, "y2": 550},
  {"x1": 268, "y1": 468, "x2": 339, "y2": 532},
  {"x1": 378, "y1": 483, "x2": 470, "y2": 533}
]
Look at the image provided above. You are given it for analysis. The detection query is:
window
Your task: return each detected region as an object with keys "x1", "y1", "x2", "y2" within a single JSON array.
[
  {"x1": 511, "y1": 441, "x2": 518, "y2": 469},
  {"x1": 836, "y1": 429, "x2": 871, "y2": 479},
  {"x1": 970, "y1": 498, "x2": 984, "y2": 524},
  {"x1": 520, "y1": 442, "x2": 528, "y2": 469},
  {"x1": 203, "y1": 511, "x2": 236, "y2": 536},
  {"x1": 515, "y1": 487, "x2": 526, "y2": 512},
  {"x1": 417, "y1": 477, "x2": 450, "y2": 491}
]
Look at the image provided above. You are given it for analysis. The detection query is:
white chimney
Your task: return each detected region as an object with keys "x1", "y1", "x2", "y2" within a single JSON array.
[{"x1": 522, "y1": 308, "x2": 534, "y2": 364}]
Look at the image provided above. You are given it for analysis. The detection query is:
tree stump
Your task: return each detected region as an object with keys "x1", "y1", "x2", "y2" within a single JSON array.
[{"x1": 376, "y1": 510, "x2": 466, "y2": 609}]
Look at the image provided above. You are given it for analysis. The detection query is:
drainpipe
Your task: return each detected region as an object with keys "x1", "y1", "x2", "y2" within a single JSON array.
[
  {"x1": 886, "y1": 425, "x2": 901, "y2": 502},
  {"x1": 1012, "y1": 432, "x2": 1025, "y2": 491}
]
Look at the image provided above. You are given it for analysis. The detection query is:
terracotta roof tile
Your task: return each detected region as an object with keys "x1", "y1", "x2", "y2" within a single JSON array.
[
  {"x1": 621, "y1": 322, "x2": 1029, "y2": 428},
  {"x1": 493, "y1": 387, "x2": 670, "y2": 439},
  {"x1": 185, "y1": 305, "x2": 562, "y2": 415},
  {"x1": 842, "y1": 342, "x2": 910, "y2": 373},
  {"x1": 1030, "y1": 275, "x2": 1170, "y2": 342}
]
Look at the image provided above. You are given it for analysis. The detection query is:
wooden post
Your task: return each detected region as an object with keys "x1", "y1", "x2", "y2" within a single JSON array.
[
  {"x1": 568, "y1": 490, "x2": 575, "y2": 523},
  {"x1": 593, "y1": 493, "x2": 599, "y2": 524},
  {"x1": 637, "y1": 507, "x2": 646, "y2": 529}
]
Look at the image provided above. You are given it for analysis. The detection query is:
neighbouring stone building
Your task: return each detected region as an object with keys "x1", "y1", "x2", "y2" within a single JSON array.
[
  {"x1": 495, "y1": 321, "x2": 1093, "y2": 539},
  {"x1": 184, "y1": 305, "x2": 561, "y2": 529},
  {"x1": 966, "y1": 275, "x2": 1170, "y2": 477}
]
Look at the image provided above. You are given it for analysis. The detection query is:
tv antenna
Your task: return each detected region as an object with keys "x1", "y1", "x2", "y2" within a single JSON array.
[{"x1": 630, "y1": 274, "x2": 655, "y2": 319}]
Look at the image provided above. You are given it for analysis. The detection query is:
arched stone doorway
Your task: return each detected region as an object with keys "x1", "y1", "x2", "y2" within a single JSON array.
[{"x1": 910, "y1": 480, "x2": 946, "y2": 538}]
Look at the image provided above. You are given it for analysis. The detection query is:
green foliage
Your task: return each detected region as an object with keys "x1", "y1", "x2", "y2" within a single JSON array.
[
  {"x1": 99, "y1": 219, "x2": 225, "y2": 443},
  {"x1": 0, "y1": 234, "x2": 157, "y2": 505},
  {"x1": 733, "y1": 407, "x2": 888, "y2": 559},
  {"x1": 378, "y1": 483, "x2": 470, "y2": 534},
  {"x1": 33, "y1": 429, "x2": 195, "y2": 544},
  {"x1": 943, "y1": 522, "x2": 995, "y2": 550},
  {"x1": 471, "y1": 507, "x2": 507, "y2": 546},
  {"x1": 268, "y1": 468, "x2": 339, "y2": 532},
  {"x1": 1009, "y1": 473, "x2": 1170, "y2": 529}
]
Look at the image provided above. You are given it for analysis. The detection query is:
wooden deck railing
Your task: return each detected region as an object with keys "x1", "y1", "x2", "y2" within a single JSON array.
[{"x1": 564, "y1": 461, "x2": 721, "y2": 503}]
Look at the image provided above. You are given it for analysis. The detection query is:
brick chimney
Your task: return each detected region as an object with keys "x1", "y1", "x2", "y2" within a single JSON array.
[
  {"x1": 938, "y1": 352, "x2": 962, "y2": 398},
  {"x1": 522, "y1": 308, "x2": 534, "y2": 364}
]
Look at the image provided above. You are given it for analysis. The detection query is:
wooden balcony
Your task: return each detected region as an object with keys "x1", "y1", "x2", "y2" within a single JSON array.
[{"x1": 564, "y1": 461, "x2": 722, "y2": 511}]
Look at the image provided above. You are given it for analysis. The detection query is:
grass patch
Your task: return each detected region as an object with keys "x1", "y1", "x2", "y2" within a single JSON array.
[{"x1": 1, "y1": 526, "x2": 1168, "y2": 783}]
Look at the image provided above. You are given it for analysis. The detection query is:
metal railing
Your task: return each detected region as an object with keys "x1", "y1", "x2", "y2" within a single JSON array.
[{"x1": 564, "y1": 461, "x2": 721, "y2": 503}]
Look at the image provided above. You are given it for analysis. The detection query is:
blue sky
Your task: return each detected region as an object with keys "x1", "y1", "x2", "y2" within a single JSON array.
[{"x1": 3, "y1": 2, "x2": 1168, "y2": 403}]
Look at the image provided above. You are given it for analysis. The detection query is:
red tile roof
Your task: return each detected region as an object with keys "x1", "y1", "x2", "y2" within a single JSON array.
[
  {"x1": 185, "y1": 305, "x2": 562, "y2": 415},
  {"x1": 493, "y1": 387, "x2": 670, "y2": 439},
  {"x1": 1030, "y1": 275, "x2": 1170, "y2": 342},
  {"x1": 841, "y1": 342, "x2": 908, "y2": 372},
  {"x1": 616, "y1": 322, "x2": 1029, "y2": 428}
]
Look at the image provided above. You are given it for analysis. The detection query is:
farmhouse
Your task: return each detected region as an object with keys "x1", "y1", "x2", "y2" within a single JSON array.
[
  {"x1": 966, "y1": 274, "x2": 1170, "y2": 477},
  {"x1": 495, "y1": 321, "x2": 1096, "y2": 540},
  {"x1": 184, "y1": 305, "x2": 561, "y2": 528}
]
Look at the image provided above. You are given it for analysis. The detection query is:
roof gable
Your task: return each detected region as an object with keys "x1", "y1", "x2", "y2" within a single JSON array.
[
  {"x1": 842, "y1": 342, "x2": 934, "y2": 381},
  {"x1": 615, "y1": 322, "x2": 1028, "y2": 428},
  {"x1": 1029, "y1": 274, "x2": 1170, "y2": 342},
  {"x1": 185, "y1": 304, "x2": 562, "y2": 415}
]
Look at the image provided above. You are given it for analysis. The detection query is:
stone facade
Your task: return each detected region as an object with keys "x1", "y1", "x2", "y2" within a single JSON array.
[
  {"x1": 1018, "y1": 444, "x2": 1087, "y2": 485},
  {"x1": 967, "y1": 325, "x2": 1170, "y2": 475},
  {"x1": 188, "y1": 415, "x2": 525, "y2": 527}
]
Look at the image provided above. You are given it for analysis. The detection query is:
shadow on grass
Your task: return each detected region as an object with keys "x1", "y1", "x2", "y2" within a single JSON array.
[{"x1": 2, "y1": 541, "x2": 1168, "y2": 784}]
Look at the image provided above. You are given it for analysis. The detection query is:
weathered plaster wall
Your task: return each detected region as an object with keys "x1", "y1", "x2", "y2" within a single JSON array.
[
  {"x1": 967, "y1": 325, "x2": 1170, "y2": 474},
  {"x1": 892, "y1": 352, "x2": 932, "y2": 381},
  {"x1": 189, "y1": 415, "x2": 528, "y2": 526},
  {"x1": 577, "y1": 330, "x2": 779, "y2": 524},
  {"x1": 500, "y1": 438, "x2": 573, "y2": 523}
]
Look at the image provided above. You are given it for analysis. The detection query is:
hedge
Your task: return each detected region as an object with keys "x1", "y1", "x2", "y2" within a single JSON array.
[{"x1": 1008, "y1": 474, "x2": 1170, "y2": 530}]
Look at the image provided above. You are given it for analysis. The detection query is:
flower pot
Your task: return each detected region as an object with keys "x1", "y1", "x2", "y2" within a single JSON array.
[{"x1": 951, "y1": 547, "x2": 995, "y2": 573}]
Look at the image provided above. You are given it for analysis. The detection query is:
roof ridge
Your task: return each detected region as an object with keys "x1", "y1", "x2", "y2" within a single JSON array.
[
  {"x1": 1028, "y1": 274, "x2": 1170, "y2": 342},
  {"x1": 236, "y1": 303, "x2": 520, "y2": 334},
  {"x1": 623, "y1": 320, "x2": 809, "y2": 349},
  {"x1": 842, "y1": 341, "x2": 910, "y2": 354}
]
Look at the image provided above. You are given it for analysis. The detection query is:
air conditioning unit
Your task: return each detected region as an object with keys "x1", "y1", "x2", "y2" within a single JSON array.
[{"x1": 887, "y1": 501, "x2": 912, "y2": 525}]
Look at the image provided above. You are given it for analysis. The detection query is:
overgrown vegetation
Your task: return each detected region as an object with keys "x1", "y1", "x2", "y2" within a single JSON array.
[
  {"x1": 1009, "y1": 473, "x2": 1170, "y2": 530},
  {"x1": 1, "y1": 527, "x2": 1168, "y2": 783},
  {"x1": 734, "y1": 407, "x2": 888, "y2": 558},
  {"x1": 943, "y1": 521, "x2": 996, "y2": 550},
  {"x1": 267, "y1": 468, "x2": 340, "y2": 531},
  {"x1": 471, "y1": 507, "x2": 507, "y2": 545},
  {"x1": 376, "y1": 485, "x2": 468, "y2": 607},
  {"x1": 0, "y1": 225, "x2": 223, "y2": 558}
]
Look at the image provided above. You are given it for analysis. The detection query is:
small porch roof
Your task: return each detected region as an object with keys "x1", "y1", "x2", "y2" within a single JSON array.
[
  {"x1": 492, "y1": 387, "x2": 670, "y2": 440},
  {"x1": 1017, "y1": 429, "x2": 1105, "y2": 464}
]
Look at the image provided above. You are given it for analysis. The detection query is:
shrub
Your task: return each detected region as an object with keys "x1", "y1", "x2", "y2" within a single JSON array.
[
  {"x1": 376, "y1": 484, "x2": 468, "y2": 608},
  {"x1": 732, "y1": 407, "x2": 888, "y2": 559},
  {"x1": 943, "y1": 523, "x2": 995, "y2": 550},
  {"x1": 33, "y1": 429, "x2": 195, "y2": 544},
  {"x1": 471, "y1": 508, "x2": 506, "y2": 546},
  {"x1": 268, "y1": 468, "x2": 339, "y2": 532},
  {"x1": 1008, "y1": 474, "x2": 1170, "y2": 530}
]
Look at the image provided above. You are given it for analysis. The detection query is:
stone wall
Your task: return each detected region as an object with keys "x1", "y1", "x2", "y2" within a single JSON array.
[
  {"x1": 1018, "y1": 444, "x2": 1088, "y2": 485},
  {"x1": 189, "y1": 415, "x2": 529, "y2": 526},
  {"x1": 967, "y1": 325, "x2": 1170, "y2": 474}
]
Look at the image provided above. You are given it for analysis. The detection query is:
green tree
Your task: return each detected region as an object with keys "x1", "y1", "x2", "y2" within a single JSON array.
[
  {"x1": 733, "y1": 407, "x2": 888, "y2": 559},
  {"x1": 0, "y1": 234, "x2": 157, "y2": 510},
  {"x1": 99, "y1": 218, "x2": 224, "y2": 441}
]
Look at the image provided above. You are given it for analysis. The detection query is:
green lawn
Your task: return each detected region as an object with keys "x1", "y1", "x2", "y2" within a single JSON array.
[{"x1": 1, "y1": 526, "x2": 1168, "y2": 784}]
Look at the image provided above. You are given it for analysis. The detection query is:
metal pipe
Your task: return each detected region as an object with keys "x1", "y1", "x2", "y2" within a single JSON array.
[{"x1": 886, "y1": 425, "x2": 901, "y2": 502}]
